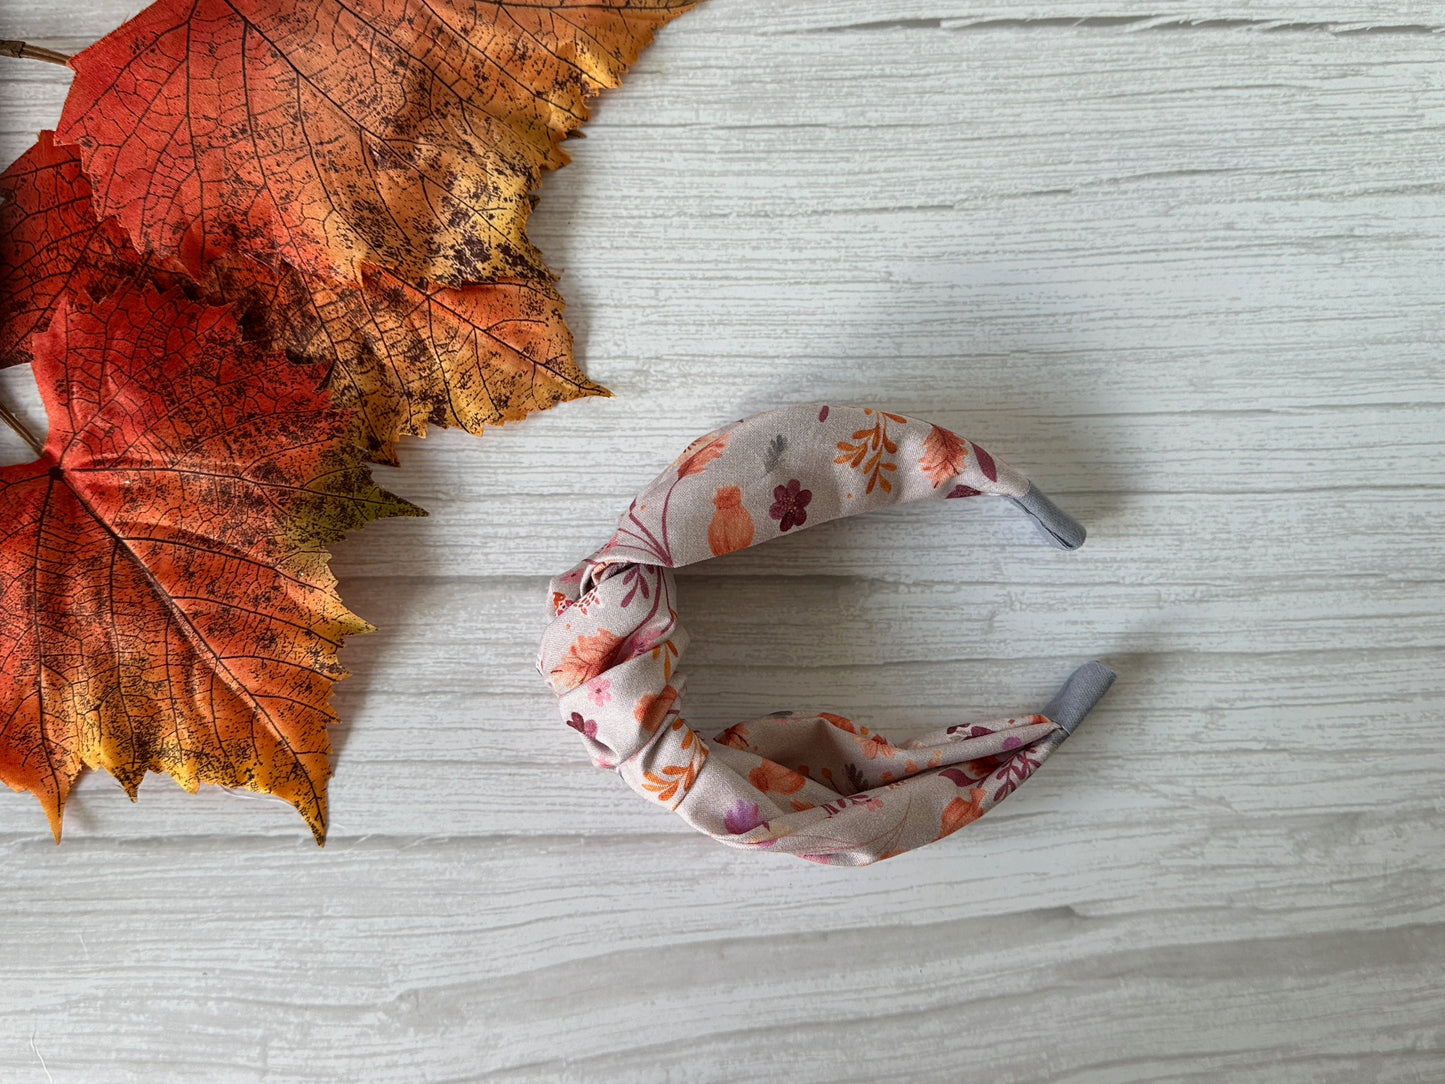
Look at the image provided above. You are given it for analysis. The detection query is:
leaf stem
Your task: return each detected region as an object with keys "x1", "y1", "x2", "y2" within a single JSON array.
[
  {"x1": 0, "y1": 41, "x2": 72, "y2": 66},
  {"x1": 0, "y1": 399, "x2": 45, "y2": 458}
]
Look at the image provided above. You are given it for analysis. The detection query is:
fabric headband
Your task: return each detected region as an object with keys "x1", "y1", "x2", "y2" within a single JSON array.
[{"x1": 538, "y1": 405, "x2": 1115, "y2": 865}]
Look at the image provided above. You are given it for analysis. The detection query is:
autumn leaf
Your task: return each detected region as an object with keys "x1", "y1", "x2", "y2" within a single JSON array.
[
  {"x1": 747, "y1": 760, "x2": 808, "y2": 796},
  {"x1": 56, "y1": 0, "x2": 699, "y2": 287},
  {"x1": 209, "y1": 258, "x2": 604, "y2": 462},
  {"x1": 835, "y1": 409, "x2": 906, "y2": 495},
  {"x1": 918, "y1": 424, "x2": 969, "y2": 487},
  {"x1": 0, "y1": 132, "x2": 177, "y2": 366},
  {"x1": 938, "y1": 789, "x2": 987, "y2": 840},
  {"x1": 676, "y1": 436, "x2": 728, "y2": 479},
  {"x1": 640, "y1": 721, "x2": 706, "y2": 804},
  {"x1": 546, "y1": 629, "x2": 626, "y2": 694},
  {"x1": 0, "y1": 134, "x2": 605, "y2": 461},
  {"x1": 634, "y1": 683, "x2": 679, "y2": 735},
  {"x1": 0, "y1": 283, "x2": 420, "y2": 842}
]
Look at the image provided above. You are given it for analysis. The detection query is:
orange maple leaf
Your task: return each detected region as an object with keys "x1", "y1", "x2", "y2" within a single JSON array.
[
  {"x1": 747, "y1": 760, "x2": 808, "y2": 796},
  {"x1": 676, "y1": 437, "x2": 728, "y2": 479},
  {"x1": 918, "y1": 424, "x2": 970, "y2": 487},
  {"x1": 547, "y1": 630, "x2": 626, "y2": 695},
  {"x1": 0, "y1": 134, "x2": 606, "y2": 462},
  {"x1": 0, "y1": 132, "x2": 157, "y2": 366},
  {"x1": 634, "y1": 684, "x2": 680, "y2": 735},
  {"x1": 0, "y1": 283, "x2": 420, "y2": 841},
  {"x1": 56, "y1": 0, "x2": 699, "y2": 286}
]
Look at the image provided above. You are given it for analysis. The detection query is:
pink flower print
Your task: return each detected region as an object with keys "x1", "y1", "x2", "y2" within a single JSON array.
[
  {"x1": 724, "y1": 800, "x2": 768, "y2": 835},
  {"x1": 769, "y1": 479, "x2": 812, "y2": 531},
  {"x1": 587, "y1": 679, "x2": 612, "y2": 707},
  {"x1": 566, "y1": 712, "x2": 598, "y2": 739}
]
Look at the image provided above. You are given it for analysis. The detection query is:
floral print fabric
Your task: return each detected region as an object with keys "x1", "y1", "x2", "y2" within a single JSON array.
[{"x1": 537, "y1": 405, "x2": 1112, "y2": 865}]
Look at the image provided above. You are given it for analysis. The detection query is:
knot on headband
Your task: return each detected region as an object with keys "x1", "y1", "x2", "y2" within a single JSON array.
[{"x1": 537, "y1": 405, "x2": 1114, "y2": 866}]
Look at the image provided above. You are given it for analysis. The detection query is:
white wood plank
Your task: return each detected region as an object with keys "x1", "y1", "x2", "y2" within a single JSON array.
[{"x1": 3, "y1": 836, "x2": 1444, "y2": 1079}]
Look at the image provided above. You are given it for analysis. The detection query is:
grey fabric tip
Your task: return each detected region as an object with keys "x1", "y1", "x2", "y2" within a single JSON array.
[
  {"x1": 1043, "y1": 662, "x2": 1116, "y2": 736},
  {"x1": 1010, "y1": 484, "x2": 1087, "y2": 550}
]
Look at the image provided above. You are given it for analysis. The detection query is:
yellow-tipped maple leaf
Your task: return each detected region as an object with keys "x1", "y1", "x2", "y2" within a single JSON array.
[{"x1": 0, "y1": 282, "x2": 421, "y2": 841}]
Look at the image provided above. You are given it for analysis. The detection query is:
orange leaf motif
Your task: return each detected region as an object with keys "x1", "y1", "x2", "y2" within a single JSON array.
[
  {"x1": 715, "y1": 722, "x2": 751, "y2": 750},
  {"x1": 547, "y1": 630, "x2": 626, "y2": 695},
  {"x1": 918, "y1": 425, "x2": 970, "y2": 487},
  {"x1": 859, "y1": 733, "x2": 899, "y2": 760},
  {"x1": 834, "y1": 409, "x2": 907, "y2": 495},
  {"x1": 0, "y1": 284, "x2": 420, "y2": 842},
  {"x1": 676, "y1": 437, "x2": 727, "y2": 479},
  {"x1": 634, "y1": 684, "x2": 680, "y2": 735},
  {"x1": 56, "y1": 0, "x2": 699, "y2": 286},
  {"x1": 640, "y1": 719, "x2": 707, "y2": 805},
  {"x1": 939, "y1": 788, "x2": 988, "y2": 839},
  {"x1": 0, "y1": 135, "x2": 605, "y2": 462},
  {"x1": 748, "y1": 760, "x2": 808, "y2": 796}
]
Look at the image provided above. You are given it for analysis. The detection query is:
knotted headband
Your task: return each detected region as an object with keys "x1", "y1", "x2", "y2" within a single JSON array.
[{"x1": 538, "y1": 405, "x2": 1114, "y2": 865}]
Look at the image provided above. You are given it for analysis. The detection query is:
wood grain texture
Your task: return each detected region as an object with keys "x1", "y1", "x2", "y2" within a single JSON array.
[{"x1": 0, "y1": 1, "x2": 1442, "y2": 1080}]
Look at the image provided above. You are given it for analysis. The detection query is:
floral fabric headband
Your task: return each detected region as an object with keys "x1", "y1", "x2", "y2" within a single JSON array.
[{"x1": 538, "y1": 405, "x2": 1114, "y2": 865}]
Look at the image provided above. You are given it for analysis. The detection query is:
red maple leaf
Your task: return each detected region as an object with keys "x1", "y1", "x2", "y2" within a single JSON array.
[
  {"x1": 0, "y1": 283, "x2": 419, "y2": 841},
  {"x1": 0, "y1": 134, "x2": 605, "y2": 462},
  {"x1": 56, "y1": 0, "x2": 699, "y2": 286},
  {"x1": 0, "y1": 131, "x2": 176, "y2": 366}
]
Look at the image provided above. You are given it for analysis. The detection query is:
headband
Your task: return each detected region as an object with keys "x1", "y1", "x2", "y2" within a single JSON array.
[{"x1": 537, "y1": 405, "x2": 1114, "y2": 865}]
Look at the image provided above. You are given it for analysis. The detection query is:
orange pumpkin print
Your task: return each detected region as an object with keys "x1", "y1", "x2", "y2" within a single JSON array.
[{"x1": 707, "y1": 485, "x2": 754, "y2": 556}]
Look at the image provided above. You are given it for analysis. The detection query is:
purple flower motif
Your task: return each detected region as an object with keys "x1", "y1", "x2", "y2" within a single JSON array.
[
  {"x1": 566, "y1": 712, "x2": 598, "y2": 739},
  {"x1": 769, "y1": 479, "x2": 812, "y2": 531},
  {"x1": 946, "y1": 485, "x2": 983, "y2": 499},
  {"x1": 1001, "y1": 736, "x2": 1023, "y2": 751},
  {"x1": 818, "y1": 405, "x2": 830, "y2": 422},
  {"x1": 724, "y1": 800, "x2": 768, "y2": 835}
]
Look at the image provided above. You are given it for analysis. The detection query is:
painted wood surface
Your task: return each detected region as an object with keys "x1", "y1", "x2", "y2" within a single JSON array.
[{"x1": 0, "y1": 2, "x2": 1441, "y2": 1080}]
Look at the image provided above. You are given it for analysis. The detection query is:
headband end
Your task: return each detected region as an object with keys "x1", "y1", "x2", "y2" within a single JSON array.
[
  {"x1": 1044, "y1": 661, "x2": 1116, "y2": 735},
  {"x1": 1011, "y1": 484, "x2": 1087, "y2": 550}
]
